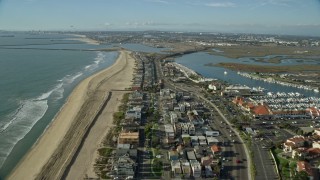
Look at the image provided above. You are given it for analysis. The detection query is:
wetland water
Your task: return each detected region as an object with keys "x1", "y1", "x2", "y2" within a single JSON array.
[{"x1": 175, "y1": 52, "x2": 320, "y2": 98}]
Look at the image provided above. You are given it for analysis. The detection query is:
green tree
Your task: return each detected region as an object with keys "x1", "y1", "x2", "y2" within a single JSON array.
[
  {"x1": 293, "y1": 171, "x2": 309, "y2": 180},
  {"x1": 145, "y1": 123, "x2": 153, "y2": 139},
  {"x1": 212, "y1": 165, "x2": 221, "y2": 175},
  {"x1": 152, "y1": 136, "x2": 159, "y2": 147},
  {"x1": 147, "y1": 107, "x2": 155, "y2": 116},
  {"x1": 236, "y1": 124, "x2": 243, "y2": 131},
  {"x1": 113, "y1": 111, "x2": 124, "y2": 124},
  {"x1": 231, "y1": 117, "x2": 238, "y2": 124}
]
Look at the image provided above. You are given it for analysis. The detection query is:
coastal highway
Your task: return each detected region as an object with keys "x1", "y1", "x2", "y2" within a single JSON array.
[
  {"x1": 252, "y1": 140, "x2": 278, "y2": 180},
  {"x1": 155, "y1": 58, "x2": 250, "y2": 179}
]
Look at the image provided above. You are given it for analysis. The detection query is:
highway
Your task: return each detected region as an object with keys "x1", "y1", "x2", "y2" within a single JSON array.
[
  {"x1": 169, "y1": 82, "x2": 250, "y2": 180},
  {"x1": 252, "y1": 141, "x2": 278, "y2": 180},
  {"x1": 154, "y1": 57, "x2": 251, "y2": 179}
]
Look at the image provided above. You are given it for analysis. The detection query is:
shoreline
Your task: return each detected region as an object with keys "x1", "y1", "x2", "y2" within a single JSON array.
[
  {"x1": 67, "y1": 34, "x2": 100, "y2": 45},
  {"x1": 7, "y1": 50, "x2": 133, "y2": 180}
]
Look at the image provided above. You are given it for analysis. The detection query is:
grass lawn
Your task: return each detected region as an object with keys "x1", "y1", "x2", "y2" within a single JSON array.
[{"x1": 271, "y1": 148, "x2": 297, "y2": 179}]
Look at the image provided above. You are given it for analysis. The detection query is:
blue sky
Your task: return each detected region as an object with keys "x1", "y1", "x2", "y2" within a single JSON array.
[{"x1": 0, "y1": 0, "x2": 320, "y2": 36}]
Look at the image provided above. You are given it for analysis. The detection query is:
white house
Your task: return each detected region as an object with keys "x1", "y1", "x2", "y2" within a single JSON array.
[{"x1": 190, "y1": 160, "x2": 201, "y2": 178}]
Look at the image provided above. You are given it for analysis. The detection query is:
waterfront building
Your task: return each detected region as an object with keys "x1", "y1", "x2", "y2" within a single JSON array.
[
  {"x1": 118, "y1": 130, "x2": 139, "y2": 145},
  {"x1": 283, "y1": 135, "x2": 307, "y2": 152},
  {"x1": 112, "y1": 155, "x2": 136, "y2": 179},
  {"x1": 125, "y1": 109, "x2": 141, "y2": 120}
]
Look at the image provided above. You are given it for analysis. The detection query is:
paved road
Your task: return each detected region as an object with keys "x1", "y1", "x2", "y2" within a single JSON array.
[
  {"x1": 252, "y1": 141, "x2": 278, "y2": 180},
  {"x1": 209, "y1": 112, "x2": 248, "y2": 180},
  {"x1": 166, "y1": 82, "x2": 250, "y2": 180}
]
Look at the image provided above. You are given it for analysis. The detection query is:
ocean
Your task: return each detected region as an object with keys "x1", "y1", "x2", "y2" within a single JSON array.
[{"x1": 0, "y1": 32, "x2": 118, "y2": 178}]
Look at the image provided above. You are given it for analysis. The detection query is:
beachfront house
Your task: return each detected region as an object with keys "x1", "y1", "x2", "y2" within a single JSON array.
[
  {"x1": 118, "y1": 130, "x2": 139, "y2": 145},
  {"x1": 112, "y1": 155, "x2": 136, "y2": 179},
  {"x1": 125, "y1": 109, "x2": 141, "y2": 120}
]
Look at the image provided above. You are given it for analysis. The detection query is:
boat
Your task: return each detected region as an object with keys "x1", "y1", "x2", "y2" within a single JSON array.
[{"x1": 224, "y1": 71, "x2": 228, "y2": 75}]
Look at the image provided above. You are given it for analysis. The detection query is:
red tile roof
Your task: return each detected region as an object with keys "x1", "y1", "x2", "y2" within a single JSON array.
[
  {"x1": 211, "y1": 145, "x2": 221, "y2": 153},
  {"x1": 252, "y1": 105, "x2": 270, "y2": 115},
  {"x1": 294, "y1": 147, "x2": 307, "y2": 153},
  {"x1": 284, "y1": 142, "x2": 295, "y2": 147},
  {"x1": 297, "y1": 161, "x2": 313, "y2": 177},
  {"x1": 307, "y1": 148, "x2": 320, "y2": 155},
  {"x1": 246, "y1": 102, "x2": 255, "y2": 109},
  {"x1": 232, "y1": 97, "x2": 244, "y2": 105},
  {"x1": 308, "y1": 107, "x2": 320, "y2": 117},
  {"x1": 287, "y1": 136, "x2": 306, "y2": 144}
]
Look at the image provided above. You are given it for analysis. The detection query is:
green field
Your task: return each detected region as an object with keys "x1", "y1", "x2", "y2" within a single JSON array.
[{"x1": 209, "y1": 62, "x2": 320, "y2": 73}]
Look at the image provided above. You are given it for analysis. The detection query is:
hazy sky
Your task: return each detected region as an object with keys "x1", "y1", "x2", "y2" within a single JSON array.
[{"x1": 0, "y1": 0, "x2": 320, "y2": 36}]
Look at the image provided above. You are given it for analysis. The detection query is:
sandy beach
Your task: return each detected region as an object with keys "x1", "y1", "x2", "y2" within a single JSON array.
[
  {"x1": 65, "y1": 52, "x2": 135, "y2": 179},
  {"x1": 68, "y1": 34, "x2": 100, "y2": 45},
  {"x1": 8, "y1": 50, "x2": 134, "y2": 180}
]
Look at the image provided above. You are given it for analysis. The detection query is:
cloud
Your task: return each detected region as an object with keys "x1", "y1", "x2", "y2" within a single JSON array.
[
  {"x1": 124, "y1": 21, "x2": 173, "y2": 27},
  {"x1": 145, "y1": 0, "x2": 169, "y2": 4},
  {"x1": 104, "y1": 22, "x2": 112, "y2": 26},
  {"x1": 205, "y1": 2, "x2": 236, "y2": 8},
  {"x1": 251, "y1": 0, "x2": 293, "y2": 9}
]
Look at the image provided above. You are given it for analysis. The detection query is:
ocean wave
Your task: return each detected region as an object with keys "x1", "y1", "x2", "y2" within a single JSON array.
[
  {"x1": 0, "y1": 83, "x2": 62, "y2": 133},
  {"x1": 83, "y1": 52, "x2": 107, "y2": 72},
  {"x1": 0, "y1": 51, "x2": 113, "y2": 169},
  {"x1": 0, "y1": 80, "x2": 67, "y2": 168},
  {"x1": 84, "y1": 65, "x2": 92, "y2": 70},
  {"x1": 0, "y1": 98, "x2": 48, "y2": 168},
  {"x1": 37, "y1": 83, "x2": 63, "y2": 101},
  {"x1": 94, "y1": 52, "x2": 106, "y2": 64},
  {"x1": 62, "y1": 72, "x2": 83, "y2": 84}
]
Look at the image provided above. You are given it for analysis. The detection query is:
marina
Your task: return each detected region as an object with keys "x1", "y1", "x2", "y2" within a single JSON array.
[
  {"x1": 237, "y1": 71, "x2": 319, "y2": 93},
  {"x1": 252, "y1": 92, "x2": 320, "y2": 113},
  {"x1": 174, "y1": 52, "x2": 320, "y2": 98}
]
